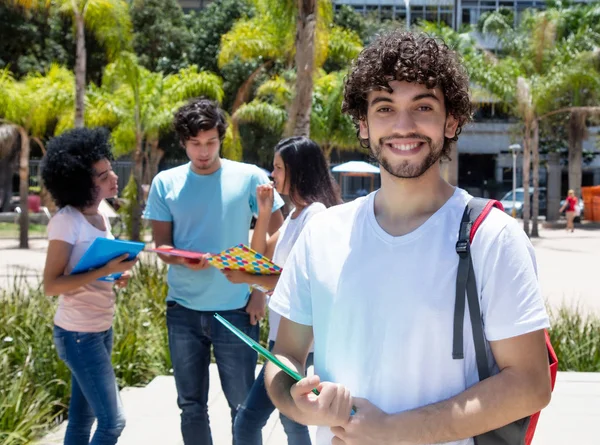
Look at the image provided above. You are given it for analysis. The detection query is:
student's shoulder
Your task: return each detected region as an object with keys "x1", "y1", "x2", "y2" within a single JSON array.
[
  {"x1": 302, "y1": 196, "x2": 368, "y2": 236},
  {"x1": 462, "y1": 190, "x2": 525, "y2": 248},
  {"x1": 154, "y1": 163, "x2": 189, "y2": 183},
  {"x1": 222, "y1": 159, "x2": 263, "y2": 177}
]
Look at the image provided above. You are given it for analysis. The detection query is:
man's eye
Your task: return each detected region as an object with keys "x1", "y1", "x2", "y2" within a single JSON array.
[
  {"x1": 377, "y1": 107, "x2": 392, "y2": 113},
  {"x1": 417, "y1": 106, "x2": 433, "y2": 111}
]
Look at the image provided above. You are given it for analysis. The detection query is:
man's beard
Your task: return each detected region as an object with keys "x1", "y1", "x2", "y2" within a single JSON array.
[{"x1": 371, "y1": 133, "x2": 445, "y2": 179}]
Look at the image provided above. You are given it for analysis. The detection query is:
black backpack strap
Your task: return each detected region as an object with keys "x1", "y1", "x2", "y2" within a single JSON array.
[{"x1": 453, "y1": 198, "x2": 500, "y2": 381}]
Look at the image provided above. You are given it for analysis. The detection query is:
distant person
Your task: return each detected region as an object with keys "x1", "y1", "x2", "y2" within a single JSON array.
[
  {"x1": 222, "y1": 136, "x2": 341, "y2": 445},
  {"x1": 560, "y1": 189, "x2": 578, "y2": 233},
  {"x1": 41, "y1": 127, "x2": 136, "y2": 445},
  {"x1": 144, "y1": 98, "x2": 285, "y2": 445}
]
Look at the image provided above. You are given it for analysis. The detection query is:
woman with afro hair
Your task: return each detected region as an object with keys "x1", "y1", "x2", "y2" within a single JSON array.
[{"x1": 41, "y1": 127, "x2": 136, "y2": 445}]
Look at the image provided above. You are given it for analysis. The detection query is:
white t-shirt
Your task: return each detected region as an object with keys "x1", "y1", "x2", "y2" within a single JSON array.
[
  {"x1": 47, "y1": 205, "x2": 116, "y2": 333},
  {"x1": 269, "y1": 202, "x2": 326, "y2": 342},
  {"x1": 269, "y1": 188, "x2": 549, "y2": 445}
]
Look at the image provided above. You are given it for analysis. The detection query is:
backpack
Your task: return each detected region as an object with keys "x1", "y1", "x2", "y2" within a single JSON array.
[{"x1": 453, "y1": 198, "x2": 558, "y2": 445}]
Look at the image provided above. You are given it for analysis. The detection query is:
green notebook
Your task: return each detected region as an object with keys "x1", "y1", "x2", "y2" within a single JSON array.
[
  {"x1": 214, "y1": 313, "x2": 356, "y2": 414},
  {"x1": 214, "y1": 313, "x2": 319, "y2": 396}
]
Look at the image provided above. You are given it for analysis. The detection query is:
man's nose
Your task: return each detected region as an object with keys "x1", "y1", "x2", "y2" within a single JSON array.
[{"x1": 392, "y1": 111, "x2": 417, "y2": 133}]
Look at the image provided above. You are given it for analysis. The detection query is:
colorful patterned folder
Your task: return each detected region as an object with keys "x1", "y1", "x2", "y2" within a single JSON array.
[{"x1": 207, "y1": 244, "x2": 282, "y2": 292}]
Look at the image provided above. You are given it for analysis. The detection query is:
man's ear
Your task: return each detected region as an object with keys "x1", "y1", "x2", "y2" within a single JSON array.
[
  {"x1": 444, "y1": 114, "x2": 460, "y2": 139},
  {"x1": 359, "y1": 118, "x2": 369, "y2": 140}
]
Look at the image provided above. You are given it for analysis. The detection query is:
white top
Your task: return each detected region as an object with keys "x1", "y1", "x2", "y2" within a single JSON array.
[
  {"x1": 269, "y1": 188, "x2": 550, "y2": 445},
  {"x1": 47, "y1": 205, "x2": 115, "y2": 332},
  {"x1": 269, "y1": 202, "x2": 326, "y2": 342}
]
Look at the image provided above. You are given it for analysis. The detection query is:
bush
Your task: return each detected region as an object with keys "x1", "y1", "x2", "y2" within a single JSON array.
[{"x1": 548, "y1": 305, "x2": 600, "y2": 372}]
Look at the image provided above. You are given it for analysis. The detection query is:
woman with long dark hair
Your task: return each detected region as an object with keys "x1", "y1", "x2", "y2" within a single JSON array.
[{"x1": 223, "y1": 136, "x2": 341, "y2": 445}]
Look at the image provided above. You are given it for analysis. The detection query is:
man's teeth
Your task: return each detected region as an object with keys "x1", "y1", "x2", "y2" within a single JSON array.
[{"x1": 390, "y1": 143, "x2": 420, "y2": 151}]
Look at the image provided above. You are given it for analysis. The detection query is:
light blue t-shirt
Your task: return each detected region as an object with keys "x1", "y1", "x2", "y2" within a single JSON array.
[{"x1": 143, "y1": 159, "x2": 284, "y2": 311}]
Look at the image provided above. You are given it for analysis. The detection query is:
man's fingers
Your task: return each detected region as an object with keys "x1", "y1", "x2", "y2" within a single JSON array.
[{"x1": 292, "y1": 376, "x2": 320, "y2": 395}]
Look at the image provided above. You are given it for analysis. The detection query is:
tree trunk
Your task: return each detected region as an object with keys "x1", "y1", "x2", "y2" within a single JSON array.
[
  {"x1": 323, "y1": 144, "x2": 333, "y2": 163},
  {"x1": 522, "y1": 121, "x2": 531, "y2": 236},
  {"x1": 285, "y1": 0, "x2": 317, "y2": 137},
  {"x1": 130, "y1": 135, "x2": 144, "y2": 242},
  {"x1": 145, "y1": 139, "x2": 164, "y2": 184},
  {"x1": 546, "y1": 151, "x2": 561, "y2": 222},
  {"x1": 74, "y1": 12, "x2": 86, "y2": 128},
  {"x1": 531, "y1": 119, "x2": 540, "y2": 238},
  {"x1": 17, "y1": 127, "x2": 30, "y2": 249},
  {"x1": 568, "y1": 111, "x2": 586, "y2": 199},
  {"x1": 232, "y1": 61, "x2": 272, "y2": 114}
]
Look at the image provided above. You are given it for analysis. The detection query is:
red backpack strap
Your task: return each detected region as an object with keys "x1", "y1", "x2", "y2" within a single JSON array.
[{"x1": 453, "y1": 197, "x2": 558, "y2": 445}]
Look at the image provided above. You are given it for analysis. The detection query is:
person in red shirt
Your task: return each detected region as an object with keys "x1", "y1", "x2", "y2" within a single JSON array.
[{"x1": 560, "y1": 189, "x2": 578, "y2": 232}]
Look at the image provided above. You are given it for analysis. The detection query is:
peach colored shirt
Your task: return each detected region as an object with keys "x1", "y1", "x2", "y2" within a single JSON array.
[{"x1": 47, "y1": 206, "x2": 115, "y2": 332}]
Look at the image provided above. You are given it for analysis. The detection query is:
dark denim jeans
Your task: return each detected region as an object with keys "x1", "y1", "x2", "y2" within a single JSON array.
[
  {"x1": 166, "y1": 303, "x2": 259, "y2": 445},
  {"x1": 53, "y1": 325, "x2": 125, "y2": 445},
  {"x1": 233, "y1": 341, "x2": 313, "y2": 445}
]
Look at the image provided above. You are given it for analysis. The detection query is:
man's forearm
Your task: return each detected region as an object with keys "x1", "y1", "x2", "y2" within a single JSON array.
[
  {"x1": 384, "y1": 367, "x2": 551, "y2": 444},
  {"x1": 264, "y1": 356, "x2": 314, "y2": 425}
]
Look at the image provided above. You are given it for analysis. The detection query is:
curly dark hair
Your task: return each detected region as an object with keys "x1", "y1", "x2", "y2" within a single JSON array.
[
  {"x1": 342, "y1": 30, "x2": 472, "y2": 158},
  {"x1": 41, "y1": 127, "x2": 113, "y2": 209},
  {"x1": 275, "y1": 137, "x2": 342, "y2": 208},
  {"x1": 174, "y1": 98, "x2": 228, "y2": 145}
]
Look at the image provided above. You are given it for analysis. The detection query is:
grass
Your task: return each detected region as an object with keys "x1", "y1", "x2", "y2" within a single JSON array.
[
  {"x1": 0, "y1": 223, "x2": 46, "y2": 238},
  {"x1": 1, "y1": 263, "x2": 598, "y2": 444}
]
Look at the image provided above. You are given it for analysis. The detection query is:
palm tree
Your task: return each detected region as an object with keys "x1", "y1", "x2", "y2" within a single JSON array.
[
  {"x1": 84, "y1": 53, "x2": 224, "y2": 240},
  {"x1": 0, "y1": 65, "x2": 74, "y2": 248},
  {"x1": 234, "y1": 70, "x2": 358, "y2": 160},
  {"x1": 218, "y1": 0, "x2": 361, "y2": 138},
  {"x1": 10, "y1": 0, "x2": 131, "y2": 127},
  {"x1": 466, "y1": 8, "x2": 600, "y2": 237}
]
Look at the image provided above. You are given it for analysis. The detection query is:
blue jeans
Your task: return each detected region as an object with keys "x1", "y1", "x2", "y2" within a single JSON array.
[
  {"x1": 167, "y1": 303, "x2": 259, "y2": 445},
  {"x1": 53, "y1": 326, "x2": 125, "y2": 445},
  {"x1": 233, "y1": 341, "x2": 313, "y2": 445}
]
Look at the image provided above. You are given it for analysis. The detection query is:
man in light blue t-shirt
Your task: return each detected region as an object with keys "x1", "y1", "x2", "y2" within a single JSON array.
[{"x1": 144, "y1": 98, "x2": 284, "y2": 444}]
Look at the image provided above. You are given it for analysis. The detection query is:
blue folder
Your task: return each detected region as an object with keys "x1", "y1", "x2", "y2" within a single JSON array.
[{"x1": 71, "y1": 237, "x2": 145, "y2": 282}]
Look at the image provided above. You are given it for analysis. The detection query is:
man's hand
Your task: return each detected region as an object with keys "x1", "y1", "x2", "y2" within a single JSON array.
[
  {"x1": 181, "y1": 254, "x2": 210, "y2": 271},
  {"x1": 331, "y1": 397, "x2": 396, "y2": 445},
  {"x1": 222, "y1": 269, "x2": 253, "y2": 284},
  {"x1": 114, "y1": 271, "x2": 132, "y2": 289},
  {"x1": 290, "y1": 375, "x2": 353, "y2": 428},
  {"x1": 245, "y1": 290, "x2": 266, "y2": 325}
]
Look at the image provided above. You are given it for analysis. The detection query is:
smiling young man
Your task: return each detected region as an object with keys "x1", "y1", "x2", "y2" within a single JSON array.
[
  {"x1": 264, "y1": 31, "x2": 552, "y2": 445},
  {"x1": 144, "y1": 98, "x2": 284, "y2": 444}
]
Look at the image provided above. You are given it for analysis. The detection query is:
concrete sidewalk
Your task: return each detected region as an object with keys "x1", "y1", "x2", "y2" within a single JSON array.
[{"x1": 37, "y1": 365, "x2": 600, "y2": 445}]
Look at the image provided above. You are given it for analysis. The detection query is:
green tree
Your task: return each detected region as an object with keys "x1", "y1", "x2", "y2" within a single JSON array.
[
  {"x1": 234, "y1": 70, "x2": 358, "y2": 160},
  {"x1": 186, "y1": 0, "x2": 254, "y2": 74},
  {"x1": 131, "y1": 0, "x2": 193, "y2": 74},
  {"x1": 10, "y1": 0, "x2": 132, "y2": 128},
  {"x1": 219, "y1": 0, "x2": 361, "y2": 142},
  {"x1": 0, "y1": 2, "x2": 108, "y2": 83},
  {"x1": 0, "y1": 65, "x2": 74, "y2": 248},
  {"x1": 84, "y1": 53, "x2": 224, "y2": 240}
]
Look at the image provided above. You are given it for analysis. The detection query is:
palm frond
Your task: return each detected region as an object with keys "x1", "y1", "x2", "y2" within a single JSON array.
[
  {"x1": 218, "y1": 17, "x2": 283, "y2": 68},
  {"x1": 233, "y1": 100, "x2": 287, "y2": 134},
  {"x1": 326, "y1": 25, "x2": 363, "y2": 68}
]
